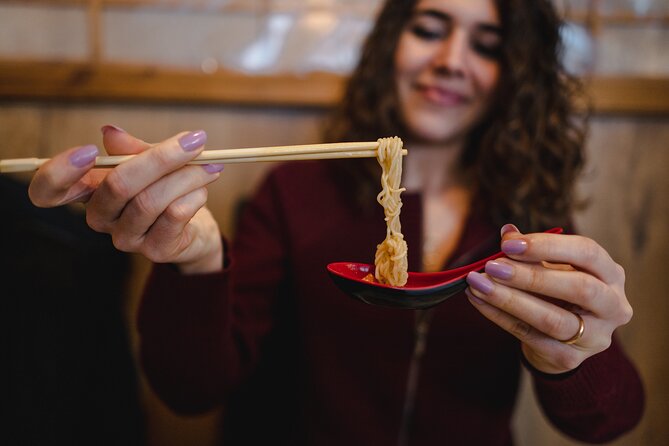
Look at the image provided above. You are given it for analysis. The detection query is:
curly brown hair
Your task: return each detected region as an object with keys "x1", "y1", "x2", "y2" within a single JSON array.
[{"x1": 322, "y1": 0, "x2": 588, "y2": 232}]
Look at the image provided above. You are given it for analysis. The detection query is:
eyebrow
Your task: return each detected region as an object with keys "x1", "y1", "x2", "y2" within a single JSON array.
[{"x1": 414, "y1": 8, "x2": 502, "y2": 35}]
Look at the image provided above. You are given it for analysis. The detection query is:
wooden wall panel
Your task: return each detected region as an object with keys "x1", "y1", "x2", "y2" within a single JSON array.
[{"x1": 514, "y1": 116, "x2": 669, "y2": 445}]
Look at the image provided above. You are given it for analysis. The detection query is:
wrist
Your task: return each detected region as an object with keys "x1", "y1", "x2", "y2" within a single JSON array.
[
  {"x1": 521, "y1": 344, "x2": 581, "y2": 377},
  {"x1": 177, "y1": 243, "x2": 224, "y2": 275}
]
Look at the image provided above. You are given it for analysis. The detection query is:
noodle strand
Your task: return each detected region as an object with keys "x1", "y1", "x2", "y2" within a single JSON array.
[{"x1": 374, "y1": 136, "x2": 408, "y2": 286}]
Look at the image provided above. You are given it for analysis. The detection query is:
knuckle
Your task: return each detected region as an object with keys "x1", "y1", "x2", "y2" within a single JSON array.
[
  {"x1": 510, "y1": 319, "x2": 532, "y2": 340},
  {"x1": 152, "y1": 144, "x2": 179, "y2": 168},
  {"x1": 554, "y1": 350, "x2": 581, "y2": 371},
  {"x1": 144, "y1": 237, "x2": 187, "y2": 264},
  {"x1": 111, "y1": 232, "x2": 136, "y2": 253},
  {"x1": 574, "y1": 274, "x2": 599, "y2": 306},
  {"x1": 598, "y1": 336, "x2": 612, "y2": 352},
  {"x1": 85, "y1": 212, "x2": 106, "y2": 233},
  {"x1": 525, "y1": 266, "x2": 545, "y2": 292},
  {"x1": 582, "y1": 237, "x2": 601, "y2": 265},
  {"x1": 142, "y1": 247, "x2": 167, "y2": 264},
  {"x1": 189, "y1": 187, "x2": 209, "y2": 209},
  {"x1": 104, "y1": 170, "x2": 133, "y2": 201},
  {"x1": 615, "y1": 263, "x2": 626, "y2": 284},
  {"x1": 541, "y1": 311, "x2": 568, "y2": 337},
  {"x1": 132, "y1": 190, "x2": 160, "y2": 217},
  {"x1": 618, "y1": 302, "x2": 634, "y2": 325},
  {"x1": 165, "y1": 188, "x2": 208, "y2": 223},
  {"x1": 164, "y1": 201, "x2": 193, "y2": 224}
]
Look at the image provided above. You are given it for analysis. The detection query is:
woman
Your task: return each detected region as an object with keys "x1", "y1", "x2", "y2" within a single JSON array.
[{"x1": 28, "y1": 0, "x2": 644, "y2": 444}]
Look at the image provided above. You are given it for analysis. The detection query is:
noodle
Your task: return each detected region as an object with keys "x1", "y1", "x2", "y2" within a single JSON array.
[{"x1": 373, "y1": 136, "x2": 408, "y2": 286}]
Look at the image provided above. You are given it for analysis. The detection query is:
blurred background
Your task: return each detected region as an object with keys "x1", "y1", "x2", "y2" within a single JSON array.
[{"x1": 0, "y1": 0, "x2": 667, "y2": 445}]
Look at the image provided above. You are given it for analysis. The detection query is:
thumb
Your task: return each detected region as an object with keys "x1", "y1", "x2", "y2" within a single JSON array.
[
  {"x1": 101, "y1": 125, "x2": 151, "y2": 155},
  {"x1": 500, "y1": 223, "x2": 522, "y2": 242}
]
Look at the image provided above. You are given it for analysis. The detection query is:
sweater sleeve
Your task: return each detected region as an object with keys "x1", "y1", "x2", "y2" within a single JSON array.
[
  {"x1": 136, "y1": 243, "x2": 237, "y2": 415},
  {"x1": 137, "y1": 168, "x2": 292, "y2": 415},
  {"x1": 526, "y1": 335, "x2": 645, "y2": 443}
]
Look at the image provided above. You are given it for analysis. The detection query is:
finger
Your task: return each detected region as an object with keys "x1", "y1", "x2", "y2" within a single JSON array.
[
  {"x1": 112, "y1": 164, "x2": 221, "y2": 248},
  {"x1": 466, "y1": 271, "x2": 589, "y2": 344},
  {"x1": 101, "y1": 125, "x2": 151, "y2": 155},
  {"x1": 467, "y1": 287, "x2": 590, "y2": 373},
  {"x1": 87, "y1": 129, "x2": 208, "y2": 225},
  {"x1": 484, "y1": 259, "x2": 612, "y2": 317},
  {"x1": 142, "y1": 189, "x2": 211, "y2": 263},
  {"x1": 500, "y1": 229, "x2": 622, "y2": 285},
  {"x1": 465, "y1": 287, "x2": 544, "y2": 342},
  {"x1": 28, "y1": 144, "x2": 103, "y2": 207}
]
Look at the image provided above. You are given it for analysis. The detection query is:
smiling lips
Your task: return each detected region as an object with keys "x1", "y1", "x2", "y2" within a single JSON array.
[{"x1": 417, "y1": 84, "x2": 469, "y2": 106}]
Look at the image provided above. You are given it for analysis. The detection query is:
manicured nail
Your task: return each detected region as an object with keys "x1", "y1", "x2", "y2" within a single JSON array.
[
  {"x1": 466, "y1": 271, "x2": 494, "y2": 294},
  {"x1": 501, "y1": 223, "x2": 520, "y2": 237},
  {"x1": 486, "y1": 261, "x2": 513, "y2": 280},
  {"x1": 465, "y1": 288, "x2": 486, "y2": 305},
  {"x1": 203, "y1": 163, "x2": 224, "y2": 173},
  {"x1": 502, "y1": 239, "x2": 528, "y2": 255},
  {"x1": 101, "y1": 124, "x2": 126, "y2": 135},
  {"x1": 179, "y1": 130, "x2": 207, "y2": 152},
  {"x1": 69, "y1": 144, "x2": 99, "y2": 168}
]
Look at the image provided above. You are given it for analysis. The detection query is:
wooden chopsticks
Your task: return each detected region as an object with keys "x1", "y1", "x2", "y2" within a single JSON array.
[{"x1": 0, "y1": 141, "x2": 408, "y2": 173}]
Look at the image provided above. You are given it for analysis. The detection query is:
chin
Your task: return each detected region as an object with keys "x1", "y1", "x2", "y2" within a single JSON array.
[
  {"x1": 407, "y1": 119, "x2": 465, "y2": 145},
  {"x1": 402, "y1": 105, "x2": 474, "y2": 144}
]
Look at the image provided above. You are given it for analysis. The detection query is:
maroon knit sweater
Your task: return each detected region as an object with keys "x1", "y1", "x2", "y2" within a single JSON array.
[{"x1": 137, "y1": 161, "x2": 644, "y2": 445}]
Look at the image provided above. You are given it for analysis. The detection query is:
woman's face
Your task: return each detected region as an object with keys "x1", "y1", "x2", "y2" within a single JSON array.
[{"x1": 394, "y1": 0, "x2": 502, "y2": 145}]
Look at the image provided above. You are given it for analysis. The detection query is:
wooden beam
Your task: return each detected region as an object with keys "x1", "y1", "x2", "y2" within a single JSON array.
[
  {"x1": 584, "y1": 76, "x2": 669, "y2": 115},
  {"x1": 0, "y1": 60, "x2": 345, "y2": 107},
  {"x1": 1, "y1": 59, "x2": 668, "y2": 115},
  {"x1": 564, "y1": 11, "x2": 669, "y2": 27}
]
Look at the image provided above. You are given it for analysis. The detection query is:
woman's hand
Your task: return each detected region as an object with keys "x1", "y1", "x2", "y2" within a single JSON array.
[
  {"x1": 28, "y1": 125, "x2": 225, "y2": 274},
  {"x1": 465, "y1": 224, "x2": 633, "y2": 374}
]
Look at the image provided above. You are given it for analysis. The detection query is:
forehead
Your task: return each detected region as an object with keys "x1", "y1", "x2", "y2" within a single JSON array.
[{"x1": 412, "y1": 0, "x2": 500, "y2": 25}]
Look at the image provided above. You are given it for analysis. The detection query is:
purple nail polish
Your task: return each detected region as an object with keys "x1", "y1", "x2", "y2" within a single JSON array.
[
  {"x1": 179, "y1": 130, "x2": 207, "y2": 152},
  {"x1": 502, "y1": 239, "x2": 528, "y2": 255},
  {"x1": 203, "y1": 163, "x2": 225, "y2": 173},
  {"x1": 500, "y1": 223, "x2": 519, "y2": 237},
  {"x1": 69, "y1": 144, "x2": 99, "y2": 168},
  {"x1": 486, "y1": 261, "x2": 513, "y2": 280},
  {"x1": 466, "y1": 271, "x2": 494, "y2": 294},
  {"x1": 101, "y1": 124, "x2": 126, "y2": 135}
]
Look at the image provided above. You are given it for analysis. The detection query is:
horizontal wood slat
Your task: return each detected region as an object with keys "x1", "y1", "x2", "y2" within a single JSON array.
[
  {"x1": 1, "y1": 60, "x2": 668, "y2": 114},
  {"x1": 0, "y1": 60, "x2": 345, "y2": 107}
]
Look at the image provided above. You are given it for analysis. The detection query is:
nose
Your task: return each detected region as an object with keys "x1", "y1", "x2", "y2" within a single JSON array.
[{"x1": 432, "y1": 28, "x2": 467, "y2": 77}]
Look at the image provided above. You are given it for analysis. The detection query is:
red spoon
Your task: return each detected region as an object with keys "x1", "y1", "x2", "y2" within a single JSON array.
[{"x1": 327, "y1": 227, "x2": 563, "y2": 309}]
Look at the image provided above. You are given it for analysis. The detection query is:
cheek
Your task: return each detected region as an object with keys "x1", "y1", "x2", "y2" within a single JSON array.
[
  {"x1": 474, "y1": 61, "x2": 501, "y2": 98},
  {"x1": 394, "y1": 38, "x2": 414, "y2": 77},
  {"x1": 394, "y1": 34, "x2": 433, "y2": 77}
]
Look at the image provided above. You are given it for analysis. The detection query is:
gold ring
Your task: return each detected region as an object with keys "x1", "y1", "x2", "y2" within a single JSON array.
[{"x1": 560, "y1": 313, "x2": 585, "y2": 345}]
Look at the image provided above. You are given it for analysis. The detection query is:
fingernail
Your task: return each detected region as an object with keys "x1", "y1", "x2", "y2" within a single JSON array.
[
  {"x1": 466, "y1": 271, "x2": 494, "y2": 295},
  {"x1": 501, "y1": 223, "x2": 520, "y2": 237},
  {"x1": 101, "y1": 124, "x2": 126, "y2": 135},
  {"x1": 486, "y1": 261, "x2": 513, "y2": 280},
  {"x1": 69, "y1": 144, "x2": 99, "y2": 168},
  {"x1": 179, "y1": 130, "x2": 207, "y2": 152},
  {"x1": 465, "y1": 288, "x2": 486, "y2": 305},
  {"x1": 203, "y1": 163, "x2": 224, "y2": 173},
  {"x1": 502, "y1": 239, "x2": 528, "y2": 255}
]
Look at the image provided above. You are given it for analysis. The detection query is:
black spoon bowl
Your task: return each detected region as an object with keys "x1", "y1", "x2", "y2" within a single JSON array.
[{"x1": 327, "y1": 227, "x2": 563, "y2": 310}]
